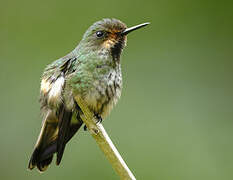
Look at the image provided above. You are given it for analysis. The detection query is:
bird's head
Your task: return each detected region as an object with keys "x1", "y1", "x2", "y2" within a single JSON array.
[{"x1": 78, "y1": 18, "x2": 149, "y2": 61}]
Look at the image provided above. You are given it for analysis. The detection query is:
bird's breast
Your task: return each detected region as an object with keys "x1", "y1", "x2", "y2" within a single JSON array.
[{"x1": 84, "y1": 67, "x2": 122, "y2": 119}]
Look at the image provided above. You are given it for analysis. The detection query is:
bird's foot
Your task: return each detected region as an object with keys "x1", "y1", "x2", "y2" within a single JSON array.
[
  {"x1": 95, "y1": 113, "x2": 102, "y2": 124},
  {"x1": 83, "y1": 114, "x2": 102, "y2": 131}
]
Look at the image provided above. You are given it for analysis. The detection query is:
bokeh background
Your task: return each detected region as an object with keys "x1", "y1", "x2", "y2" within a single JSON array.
[{"x1": 1, "y1": 0, "x2": 233, "y2": 179}]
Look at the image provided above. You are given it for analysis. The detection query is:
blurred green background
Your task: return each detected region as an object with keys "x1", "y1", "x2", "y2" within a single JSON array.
[{"x1": 1, "y1": 0, "x2": 233, "y2": 179}]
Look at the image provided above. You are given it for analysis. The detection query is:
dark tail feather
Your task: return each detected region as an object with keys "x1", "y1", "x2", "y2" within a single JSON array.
[
  {"x1": 28, "y1": 111, "x2": 83, "y2": 172},
  {"x1": 37, "y1": 156, "x2": 53, "y2": 171},
  {"x1": 28, "y1": 148, "x2": 39, "y2": 170},
  {"x1": 28, "y1": 142, "x2": 57, "y2": 172},
  {"x1": 28, "y1": 111, "x2": 59, "y2": 172}
]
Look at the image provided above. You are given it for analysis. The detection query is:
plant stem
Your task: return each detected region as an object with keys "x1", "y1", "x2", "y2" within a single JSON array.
[{"x1": 75, "y1": 96, "x2": 136, "y2": 180}]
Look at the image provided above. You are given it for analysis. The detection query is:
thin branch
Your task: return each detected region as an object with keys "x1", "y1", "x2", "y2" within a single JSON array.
[{"x1": 75, "y1": 96, "x2": 136, "y2": 180}]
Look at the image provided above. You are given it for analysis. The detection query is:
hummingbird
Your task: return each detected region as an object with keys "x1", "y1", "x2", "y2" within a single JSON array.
[{"x1": 28, "y1": 18, "x2": 149, "y2": 172}]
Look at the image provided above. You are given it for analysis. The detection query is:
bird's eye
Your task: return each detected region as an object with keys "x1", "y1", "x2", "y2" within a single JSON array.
[{"x1": 96, "y1": 31, "x2": 104, "y2": 38}]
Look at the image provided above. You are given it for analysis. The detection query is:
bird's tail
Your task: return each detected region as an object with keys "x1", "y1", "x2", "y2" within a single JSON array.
[
  {"x1": 28, "y1": 112, "x2": 59, "y2": 172},
  {"x1": 28, "y1": 110, "x2": 82, "y2": 172}
]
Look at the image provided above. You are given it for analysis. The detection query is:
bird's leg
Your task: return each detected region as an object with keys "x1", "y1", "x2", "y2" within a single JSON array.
[
  {"x1": 83, "y1": 113, "x2": 102, "y2": 131},
  {"x1": 95, "y1": 113, "x2": 102, "y2": 124}
]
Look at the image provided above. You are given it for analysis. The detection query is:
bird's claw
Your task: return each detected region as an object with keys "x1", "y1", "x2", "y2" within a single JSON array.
[
  {"x1": 95, "y1": 114, "x2": 102, "y2": 124},
  {"x1": 83, "y1": 114, "x2": 102, "y2": 131}
]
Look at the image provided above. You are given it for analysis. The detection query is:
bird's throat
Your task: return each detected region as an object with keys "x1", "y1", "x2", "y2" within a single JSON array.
[{"x1": 110, "y1": 40, "x2": 124, "y2": 62}]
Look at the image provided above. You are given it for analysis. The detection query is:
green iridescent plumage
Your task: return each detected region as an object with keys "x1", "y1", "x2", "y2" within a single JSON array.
[{"x1": 28, "y1": 18, "x2": 149, "y2": 172}]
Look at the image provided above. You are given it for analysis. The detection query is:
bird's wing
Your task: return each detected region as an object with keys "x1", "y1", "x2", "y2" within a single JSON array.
[{"x1": 28, "y1": 56, "x2": 83, "y2": 171}]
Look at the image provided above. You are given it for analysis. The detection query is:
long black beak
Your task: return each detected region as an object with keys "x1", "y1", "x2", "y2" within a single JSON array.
[{"x1": 121, "y1": 22, "x2": 150, "y2": 35}]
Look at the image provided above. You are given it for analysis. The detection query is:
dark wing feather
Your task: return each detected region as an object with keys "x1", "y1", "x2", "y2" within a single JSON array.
[
  {"x1": 56, "y1": 105, "x2": 73, "y2": 165},
  {"x1": 28, "y1": 56, "x2": 82, "y2": 171}
]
